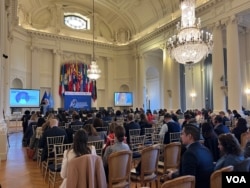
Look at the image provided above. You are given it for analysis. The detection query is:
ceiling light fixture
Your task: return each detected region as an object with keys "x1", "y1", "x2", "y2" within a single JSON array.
[
  {"x1": 167, "y1": 0, "x2": 213, "y2": 65},
  {"x1": 87, "y1": 0, "x2": 101, "y2": 80}
]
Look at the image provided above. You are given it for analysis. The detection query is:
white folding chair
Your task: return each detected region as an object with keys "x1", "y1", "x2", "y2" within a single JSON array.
[
  {"x1": 169, "y1": 132, "x2": 181, "y2": 143},
  {"x1": 48, "y1": 143, "x2": 73, "y2": 188},
  {"x1": 130, "y1": 135, "x2": 145, "y2": 165},
  {"x1": 144, "y1": 128, "x2": 154, "y2": 145},
  {"x1": 87, "y1": 140, "x2": 104, "y2": 156},
  {"x1": 42, "y1": 135, "x2": 65, "y2": 181}
]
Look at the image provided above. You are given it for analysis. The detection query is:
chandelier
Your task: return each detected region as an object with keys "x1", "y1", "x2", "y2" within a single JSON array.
[
  {"x1": 87, "y1": 0, "x2": 101, "y2": 80},
  {"x1": 167, "y1": 0, "x2": 213, "y2": 65}
]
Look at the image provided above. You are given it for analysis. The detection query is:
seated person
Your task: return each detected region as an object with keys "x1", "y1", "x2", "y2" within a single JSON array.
[
  {"x1": 102, "y1": 125, "x2": 130, "y2": 180},
  {"x1": 213, "y1": 115, "x2": 230, "y2": 136},
  {"x1": 84, "y1": 124, "x2": 106, "y2": 142},
  {"x1": 39, "y1": 118, "x2": 68, "y2": 161},
  {"x1": 201, "y1": 122, "x2": 220, "y2": 162},
  {"x1": 214, "y1": 133, "x2": 244, "y2": 170},
  {"x1": 231, "y1": 117, "x2": 248, "y2": 144},
  {"x1": 60, "y1": 129, "x2": 96, "y2": 188},
  {"x1": 159, "y1": 113, "x2": 181, "y2": 144},
  {"x1": 244, "y1": 140, "x2": 250, "y2": 158},
  {"x1": 166, "y1": 124, "x2": 214, "y2": 188}
]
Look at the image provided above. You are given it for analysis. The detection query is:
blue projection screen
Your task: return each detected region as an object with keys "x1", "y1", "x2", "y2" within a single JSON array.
[
  {"x1": 9, "y1": 89, "x2": 40, "y2": 108},
  {"x1": 114, "y1": 92, "x2": 133, "y2": 107},
  {"x1": 64, "y1": 92, "x2": 91, "y2": 110}
]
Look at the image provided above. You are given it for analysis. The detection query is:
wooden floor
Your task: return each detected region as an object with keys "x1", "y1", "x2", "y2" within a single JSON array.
[{"x1": 0, "y1": 132, "x2": 158, "y2": 188}]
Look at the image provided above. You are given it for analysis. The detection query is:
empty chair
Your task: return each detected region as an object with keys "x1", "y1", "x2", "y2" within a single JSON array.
[
  {"x1": 210, "y1": 165, "x2": 234, "y2": 188},
  {"x1": 161, "y1": 175, "x2": 195, "y2": 188},
  {"x1": 87, "y1": 140, "x2": 104, "y2": 156},
  {"x1": 131, "y1": 144, "x2": 160, "y2": 188},
  {"x1": 108, "y1": 150, "x2": 132, "y2": 188}
]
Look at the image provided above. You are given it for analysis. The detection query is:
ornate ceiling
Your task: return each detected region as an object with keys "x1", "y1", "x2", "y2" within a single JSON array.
[
  {"x1": 16, "y1": 0, "x2": 193, "y2": 45},
  {"x1": 16, "y1": 0, "x2": 250, "y2": 45}
]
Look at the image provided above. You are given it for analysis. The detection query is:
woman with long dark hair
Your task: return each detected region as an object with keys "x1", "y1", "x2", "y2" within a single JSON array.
[
  {"x1": 201, "y1": 122, "x2": 220, "y2": 162},
  {"x1": 214, "y1": 133, "x2": 244, "y2": 170},
  {"x1": 232, "y1": 117, "x2": 248, "y2": 144},
  {"x1": 60, "y1": 129, "x2": 96, "y2": 188}
]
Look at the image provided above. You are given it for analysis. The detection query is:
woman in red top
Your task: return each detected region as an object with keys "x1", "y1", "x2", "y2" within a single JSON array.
[{"x1": 146, "y1": 110, "x2": 154, "y2": 123}]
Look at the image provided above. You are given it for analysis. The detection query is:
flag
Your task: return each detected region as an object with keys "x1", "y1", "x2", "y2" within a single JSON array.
[
  {"x1": 47, "y1": 92, "x2": 54, "y2": 108},
  {"x1": 59, "y1": 65, "x2": 65, "y2": 96},
  {"x1": 40, "y1": 91, "x2": 48, "y2": 105},
  {"x1": 91, "y1": 80, "x2": 97, "y2": 101}
]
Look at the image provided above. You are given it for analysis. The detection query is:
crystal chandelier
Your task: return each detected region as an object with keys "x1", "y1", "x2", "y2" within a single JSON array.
[
  {"x1": 167, "y1": 0, "x2": 213, "y2": 65},
  {"x1": 87, "y1": 0, "x2": 101, "y2": 80}
]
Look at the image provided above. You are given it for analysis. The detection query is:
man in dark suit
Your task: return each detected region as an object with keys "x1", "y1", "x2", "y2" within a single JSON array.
[
  {"x1": 39, "y1": 118, "x2": 68, "y2": 161},
  {"x1": 65, "y1": 114, "x2": 83, "y2": 143},
  {"x1": 167, "y1": 124, "x2": 214, "y2": 188},
  {"x1": 124, "y1": 113, "x2": 140, "y2": 145},
  {"x1": 213, "y1": 115, "x2": 230, "y2": 136}
]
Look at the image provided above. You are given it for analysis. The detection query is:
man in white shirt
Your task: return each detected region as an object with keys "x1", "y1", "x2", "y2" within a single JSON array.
[{"x1": 159, "y1": 113, "x2": 181, "y2": 144}]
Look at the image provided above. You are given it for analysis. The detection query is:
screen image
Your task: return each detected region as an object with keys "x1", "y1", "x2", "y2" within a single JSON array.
[
  {"x1": 114, "y1": 92, "x2": 133, "y2": 107},
  {"x1": 9, "y1": 89, "x2": 40, "y2": 108}
]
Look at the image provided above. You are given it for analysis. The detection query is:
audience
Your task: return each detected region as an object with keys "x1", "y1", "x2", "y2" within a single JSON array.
[
  {"x1": 213, "y1": 115, "x2": 230, "y2": 136},
  {"x1": 84, "y1": 123, "x2": 106, "y2": 142},
  {"x1": 214, "y1": 133, "x2": 244, "y2": 170},
  {"x1": 201, "y1": 122, "x2": 220, "y2": 162},
  {"x1": 244, "y1": 141, "x2": 250, "y2": 158},
  {"x1": 219, "y1": 111, "x2": 230, "y2": 125},
  {"x1": 167, "y1": 124, "x2": 214, "y2": 188},
  {"x1": 138, "y1": 113, "x2": 152, "y2": 135},
  {"x1": 232, "y1": 117, "x2": 248, "y2": 144},
  {"x1": 103, "y1": 125, "x2": 130, "y2": 180},
  {"x1": 159, "y1": 113, "x2": 181, "y2": 144},
  {"x1": 124, "y1": 113, "x2": 140, "y2": 145},
  {"x1": 39, "y1": 118, "x2": 68, "y2": 161},
  {"x1": 60, "y1": 129, "x2": 96, "y2": 188},
  {"x1": 232, "y1": 110, "x2": 242, "y2": 120}
]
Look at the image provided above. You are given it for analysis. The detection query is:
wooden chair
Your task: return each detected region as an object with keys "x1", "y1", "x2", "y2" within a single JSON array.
[
  {"x1": 41, "y1": 135, "x2": 65, "y2": 181},
  {"x1": 240, "y1": 131, "x2": 250, "y2": 149},
  {"x1": 169, "y1": 132, "x2": 181, "y2": 142},
  {"x1": 108, "y1": 150, "x2": 132, "y2": 188},
  {"x1": 87, "y1": 140, "x2": 104, "y2": 156},
  {"x1": 48, "y1": 143, "x2": 73, "y2": 188},
  {"x1": 158, "y1": 142, "x2": 181, "y2": 175},
  {"x1": 161, "y1": 175, "x2": 195, "y2": 188},
  {"x1": 131, "y1": 144, "x2": 160, "y2": 188},
  {"x1": 210, "y1": 165, "x2": 234, "y2": 188}
]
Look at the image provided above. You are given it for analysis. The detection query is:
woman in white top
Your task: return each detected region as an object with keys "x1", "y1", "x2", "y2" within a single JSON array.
[{"x1": 60, "y1": 129, "x2": 96, "y2": 188}]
